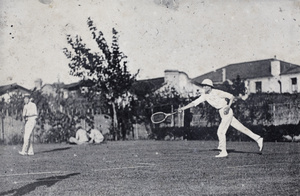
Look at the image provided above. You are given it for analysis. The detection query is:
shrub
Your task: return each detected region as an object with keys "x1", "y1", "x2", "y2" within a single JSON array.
[{"x1": 151, "y1": 124, "x2": 300, "y2": 142}]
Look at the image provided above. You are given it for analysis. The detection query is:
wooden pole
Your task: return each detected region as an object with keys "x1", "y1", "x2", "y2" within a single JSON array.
[
  {"x1": 1, "y1": 116, "x2": 4, "y2": 142},
  {"x1": 171, "y1": 105, "x2": 174, "y2": 127}
]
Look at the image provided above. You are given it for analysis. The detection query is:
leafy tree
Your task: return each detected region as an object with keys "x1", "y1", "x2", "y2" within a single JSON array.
[
  {"x1": 220, "y1": 75, "x2": 246, "y2": 97},
  {"x1": 63, "y1": 18, "x2": 138, "y2": 140},
  {"x1": 232, "y1": 75, "x2": 246, "y2": 96}
]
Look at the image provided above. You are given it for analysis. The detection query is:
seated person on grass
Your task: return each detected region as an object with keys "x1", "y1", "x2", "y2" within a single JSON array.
[
  {"x1": 69, "y1": 126, "x2": 89, "y2": 145},
  {"x1": 88, "y1": 126, "x2": 104, "y2": 144}
]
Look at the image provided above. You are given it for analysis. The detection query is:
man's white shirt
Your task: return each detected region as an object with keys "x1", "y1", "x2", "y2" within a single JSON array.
[
  {"x1": 76, "y1": 129, "x2": 89, "y2": 142},
  {"x1": 23, "y1": 102, "x2": 38, "y2": 119},
  {"x1": 192, "y1": 89, "x2": 233, "y2": 109},
  {"x1": 89, "y1": 129, "x2": 104, "y2": 143}
]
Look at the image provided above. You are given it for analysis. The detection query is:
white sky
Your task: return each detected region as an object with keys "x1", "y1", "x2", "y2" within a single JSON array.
[{"x1": 1, "y1": 0, "x2": 300, "y2": 89}]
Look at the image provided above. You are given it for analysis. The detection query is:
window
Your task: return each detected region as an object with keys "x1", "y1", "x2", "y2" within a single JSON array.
[
  {"x1": 291, "y1": 78, "x2": 298, "y2": 93},
  {"x1": 255, "y1": 81, "x2": 262, "y2": 93}
]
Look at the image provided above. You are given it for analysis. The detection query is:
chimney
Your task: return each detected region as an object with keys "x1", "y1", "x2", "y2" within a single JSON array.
[
  {"x1": 271, "y1": 58, "x2": 280, "y2": 76},
  {"x1": 222, "y1": 68, "x2": 226, "y2": 82},
  {"x1": 164, "y1": 70, "x2": 179, "y2": 85},
  {"x1": 34, "y1": 78, "x2": 43, "y2": 90}
]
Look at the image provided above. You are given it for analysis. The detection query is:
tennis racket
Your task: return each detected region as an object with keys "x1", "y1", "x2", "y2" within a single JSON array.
[{"x1": 151, "y1": 111, "x2": 178, "y2": 124}]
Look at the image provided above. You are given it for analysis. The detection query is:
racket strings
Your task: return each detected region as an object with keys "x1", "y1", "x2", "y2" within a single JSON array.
[{"x1": 151, "y1": 112, "x2": 167, "y2": 123}]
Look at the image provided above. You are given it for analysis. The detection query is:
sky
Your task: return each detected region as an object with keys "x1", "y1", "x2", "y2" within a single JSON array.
[{"x1": 0, "y1": 0, "x2": 300, "y2": 89}]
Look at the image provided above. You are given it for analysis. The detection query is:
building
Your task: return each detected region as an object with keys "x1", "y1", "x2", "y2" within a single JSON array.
[
  {"x1": 34, "y1": 79, "x2": 64, "y2": 98},
  {"x1": 192, "y1": 57, "x2": 300, "y2": 94},
  {"x1": 62, "y1": 79, "x2": 95, "y2": 99},
  {"x1": 154, "y1": 70, "x2": 202, "y2": 97},
  {"x1": 0, "y1": 83, "x2": 31, "y2": 102}
]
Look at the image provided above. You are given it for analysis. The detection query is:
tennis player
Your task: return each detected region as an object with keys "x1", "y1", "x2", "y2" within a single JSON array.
[
  {"x1": 178, "y1": 79, "x2": 263, "y2": 158},
  {"x1": 19, "y1": 94, "x2": 38, "y2": 156}
]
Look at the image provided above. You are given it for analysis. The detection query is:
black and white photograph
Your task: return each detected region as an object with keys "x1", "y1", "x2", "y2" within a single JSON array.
[{"x1": 0, "y1": 0, "x2": 300, "y2": 195}]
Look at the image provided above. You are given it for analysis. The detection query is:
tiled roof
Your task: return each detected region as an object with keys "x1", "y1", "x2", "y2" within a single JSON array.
[
  {"x1": 280, "y1": 61, "x2": 300, "y2": 75},
  {"x1": 63, "y1": 79, "x2": 95, "y2": 91},
  {"x1": 131, "y1": 77, "x2": 165, "y2": 96},
  {"x1": 0, "y1": 83, "x2": 31, "y2": 96},
  {"x1": 192, "y1": 59, "x2": 300, "y2": 84}
]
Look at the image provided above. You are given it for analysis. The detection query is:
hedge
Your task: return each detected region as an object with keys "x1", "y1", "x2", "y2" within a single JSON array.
[{"x1": 150, "y1": 123, "x2": 300, "y2": 142}]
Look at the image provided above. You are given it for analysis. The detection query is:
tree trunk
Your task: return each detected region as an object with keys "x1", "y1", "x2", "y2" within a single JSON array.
[{"x1": 111, "y1": 102, "x2": 118, "y2": 140}]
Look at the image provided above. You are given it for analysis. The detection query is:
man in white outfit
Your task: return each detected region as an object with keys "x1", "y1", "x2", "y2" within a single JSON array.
[
  {"x1": 19, "y1": 94, "x2": 38, "y2": 156},
  {"x1": 179, "y1": 79, "x2": 263, "y2": 158},
  {"x1": 88, "y1": 126, "x2": 104, "y2": 144},
  {"x1": 69, "y1": 126, "x2": 89, "y2": 145}
]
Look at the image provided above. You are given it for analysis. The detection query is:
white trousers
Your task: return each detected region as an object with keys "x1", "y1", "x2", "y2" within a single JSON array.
[
  {"x1": 217, "y1": 108, "x2": 260, "y2": 152},
  {"x1": 21, "y1": 118, "x2": 36, "y2": 153}
]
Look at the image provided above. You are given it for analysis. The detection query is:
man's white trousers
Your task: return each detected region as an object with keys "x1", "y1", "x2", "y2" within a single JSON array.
[
  {"x1": 21, "y1": 118, "x2": 36, "y2": 154},
  {"x1": 217, "y1": 108, "x2": 260, "y2": 152}
]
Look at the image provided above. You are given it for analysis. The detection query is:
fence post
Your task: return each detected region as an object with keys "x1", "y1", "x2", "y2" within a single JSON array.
[
  {"x1": 273, "y1": 104, "x2": 276, "y2": 125},
  {"x1": 171, "y1": 105, "x2": 174, "y2": 127},
  {"x1": 1, "y1": 116, "x2": 4, "y2": 142}
]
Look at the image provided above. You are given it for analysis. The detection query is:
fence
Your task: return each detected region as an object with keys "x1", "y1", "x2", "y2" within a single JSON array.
[
  {"x1": 0, "y1": 115, "x2": 24, "y2": 144},
  {"x1": 153, "y1": 101, "x2": 300, "y2": 127},
  {"x1": 270, "y1": 102, "x2": 300, "y2": 125}
]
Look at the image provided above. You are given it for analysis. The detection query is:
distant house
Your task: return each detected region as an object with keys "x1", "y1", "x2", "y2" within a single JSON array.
[
  {"x1": 0, "y1": 83, "x2": 31, "y2": 102},
  {"x1": 41, "y1": 84, "x2": 59, "y2": 97},
  {"x1": 62, "y1": 79, "x2": 95, "y2": 99},
  {"x1": 192, "y1": 57, "x2": 300, "y2": 94},
  {"x1": 154, "y1": 70, "x2": 202, "y2": 97},
  {"x1": 131, "y1": 77, "x2": 165, "y2": 97},
  {"x1": 132, "y1": 70, "x2": 203, "y2": 98}
]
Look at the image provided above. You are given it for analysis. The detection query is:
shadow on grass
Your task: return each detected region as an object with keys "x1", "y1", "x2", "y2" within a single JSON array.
[
  {"x1": 0, "y1": 172, "x2": 80, "y2": 196},
  {"x1": 210, "y1": 149, "x2": 262, "y2": 155},
  {"x1": 37, "y1": 147, "x2": 72, "y2": 154},
  {"x1": 227, "y1": 149, "x2": 262, "y2": 155}
]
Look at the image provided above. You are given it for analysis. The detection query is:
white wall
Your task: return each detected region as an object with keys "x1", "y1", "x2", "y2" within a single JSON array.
[
  {"x1": 247, "y1": 73, "x2": 300, "y2": 93},
  {"x1": 280, "y1": 74, "x2": 299, "y2": 93},
  {"x1": 157, "y1": 70, "x2": 202, "y2": 97}
]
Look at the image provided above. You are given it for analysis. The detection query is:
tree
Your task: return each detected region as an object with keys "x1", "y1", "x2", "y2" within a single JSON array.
[
  {"x1": 232, "y1": 75, "x2": 246, "y2": 96},
  {"x1": 220, "y1": 75, "x2": 246, "y2": 97},
  {"x1": 63, "y1": 18, "x2": 138, "y2": 140}
]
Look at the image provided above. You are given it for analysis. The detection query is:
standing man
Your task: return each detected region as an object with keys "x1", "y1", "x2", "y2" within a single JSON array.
[
  {"x1": 178, "y1": 79, "x2": 263, "y2": 158},
  {"x1": 19, "y1": 94, "x2": 38, "y2": 156}
]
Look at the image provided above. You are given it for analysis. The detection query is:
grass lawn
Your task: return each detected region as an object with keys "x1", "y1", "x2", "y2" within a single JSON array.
[{"x1": 0, "y1": 140, "x2": 299, "y2": 196}]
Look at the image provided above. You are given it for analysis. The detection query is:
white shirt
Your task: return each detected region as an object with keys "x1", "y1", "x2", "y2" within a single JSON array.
[
  {"x1": 76, "y1": 128, "x2": 89, "y2": 142},
  {"x1": 89, "y1": 129, "x2": 104, "y2": 143},
  {"x1": 192, "y1": 89, "x2": 233, "y2": 109},
  {"x1": 23, "y1": 101, "x2": 38, "y2": 119}
]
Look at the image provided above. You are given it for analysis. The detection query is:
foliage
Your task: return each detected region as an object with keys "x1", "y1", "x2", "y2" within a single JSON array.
[
  {"x1": 63, "y1": 17, "x2": 138, "y2": 140},
  {"x1": 0, "y1": 93, "x2": 24, "y2": 120},
  {"x1": 219, "y1": 75, "x2": 246, "y2": 96},
  {"x1": 151, "y1": 123, "x2": 300, "y2": 142},
  {"x1": 30, "y1": 88, "x2": 95, "y2": 143},
  {"x1": 63, "y1": 17, "x2": 138, "y2": 102}
]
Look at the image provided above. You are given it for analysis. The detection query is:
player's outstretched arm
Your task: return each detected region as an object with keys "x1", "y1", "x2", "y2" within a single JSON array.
[{"x1": 178, "y1": 102, "x2": 196, "y2": 113}]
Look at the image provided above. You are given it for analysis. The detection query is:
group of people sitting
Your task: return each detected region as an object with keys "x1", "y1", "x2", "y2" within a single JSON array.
[{"x1": 69, "y1": 125, "x2": 105, "y2": 145}]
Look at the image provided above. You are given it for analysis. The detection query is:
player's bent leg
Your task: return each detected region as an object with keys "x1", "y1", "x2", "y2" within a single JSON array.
[
  {"x1": 230, "y1": 117, "x2": 260, "y2": 140},
  {"x1": 230, "y1": 117, "x2": 263, "y2": 151}
]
